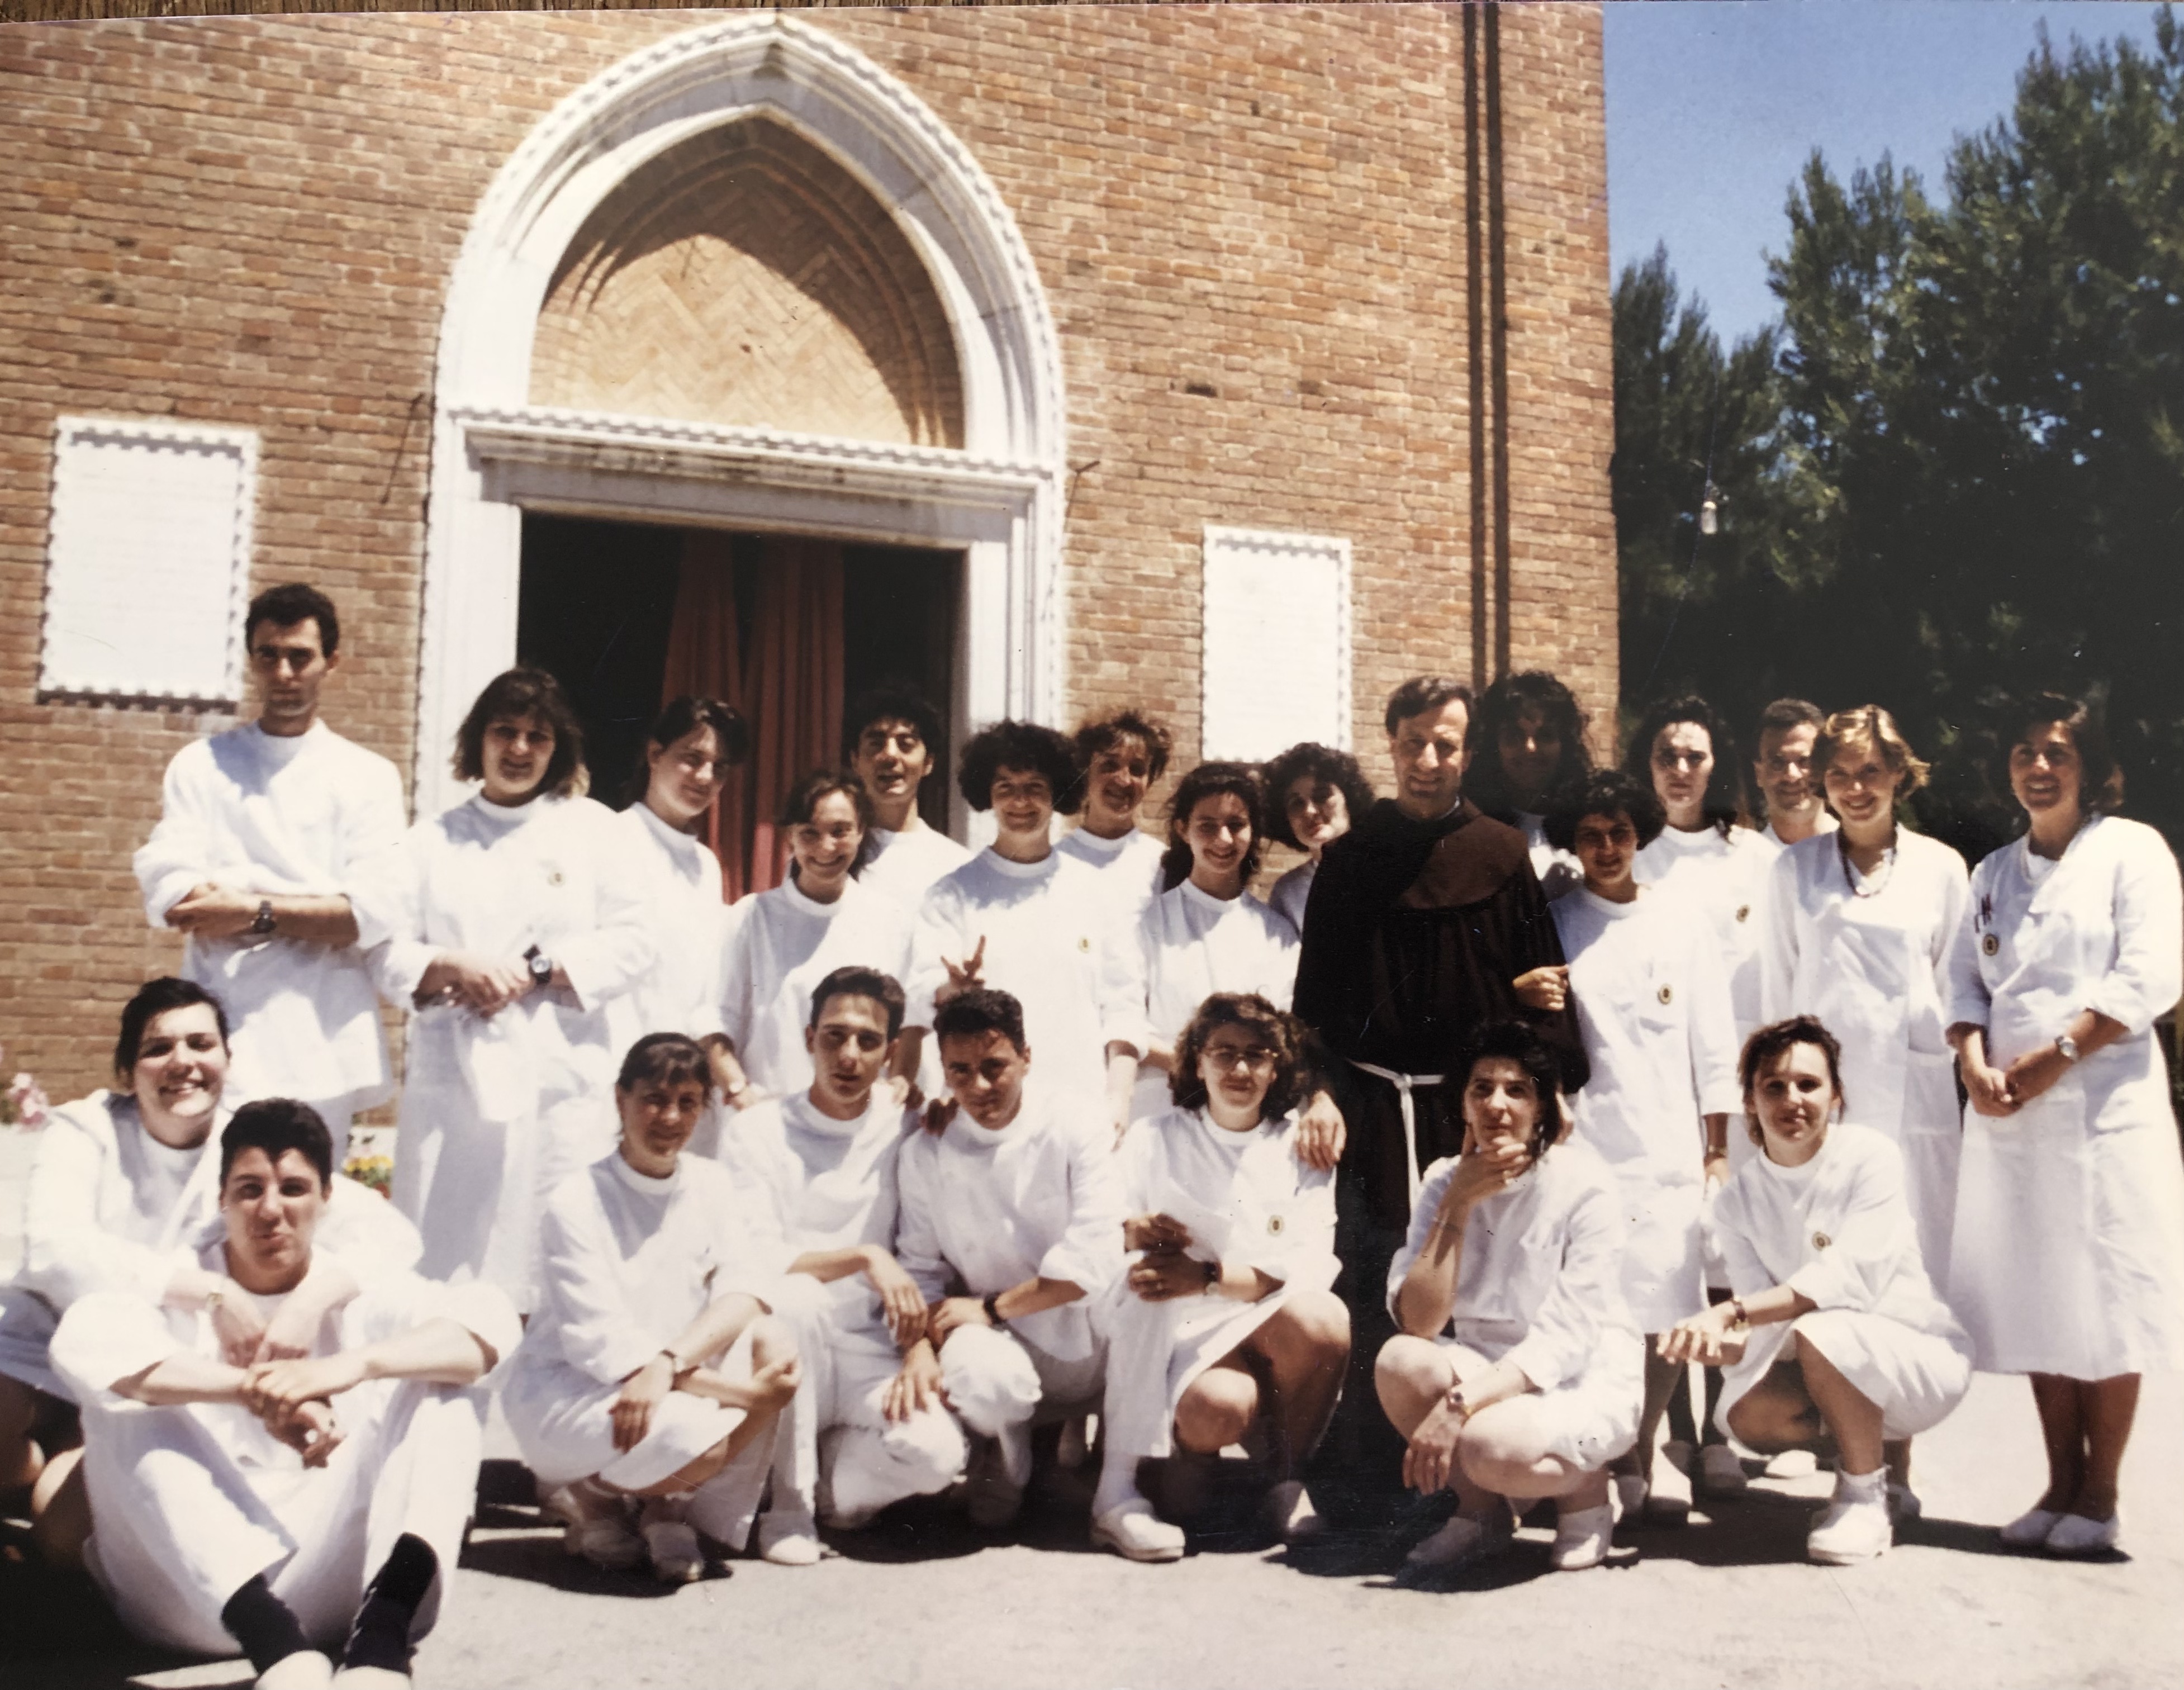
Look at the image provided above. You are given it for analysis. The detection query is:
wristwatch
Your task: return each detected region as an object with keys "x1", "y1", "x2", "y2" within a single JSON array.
[
  {"x1": 1200, "y1": 1257, "x2": 1221, "y2": 1294},
  {"x1": 248, "y1": 899, "x2": 276, "y2": 938},
  {"x1": 981, "y1": 1291, "x2": 1008, "y2": 1328},
  {"x1": 2055, "y1": 1033, "x2": 2081, "y2": 1063},
  {"x1": 526, "y1": 947, "x2": 555, "y2": 990}
]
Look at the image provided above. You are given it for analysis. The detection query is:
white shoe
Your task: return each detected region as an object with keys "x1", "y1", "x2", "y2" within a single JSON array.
[
  {"x1": 257, "y1": 1653, "x2": 335, "y2": 1690},
  {"x1": 1262, "y1": 1478, "x2": 1324, "y2": 1544},
  {"x1": 1091, "y1": 1498, "x2": 1186, "y2": 1562},
  {"x1": 1646, "y1": 1456, "x2": 1693, "y2": 1525},
  {"x1": 1807, "y1": 1492, "x2": 1892, "y2": 1565},
  {"x1": 1403, "y1": 1509, "x2": 1511, "y2": 1574},
  {"x1": 2043, "y1": 1511, "x2": 2121, "y2": 1557},
  {"x1": 1765, "y1": 1448, "x2": 1818, "y2": 1480},
  {"x1": 756, "y1": 1511, "x2": 828, "y2": 1566},
  {"x1": 1550, "y1": 1503, "x2": 1616, "y2": 1571},
  {"x1": 1699, "y1": 1444, "x2": 1749, "y2": 1494},
  {"x1": 1999, "y1": 1504, "x2": 2066, "y2": 1547},
  {"x1": 643, "y1": 1517, "x2": 706, "y2": 1584}
]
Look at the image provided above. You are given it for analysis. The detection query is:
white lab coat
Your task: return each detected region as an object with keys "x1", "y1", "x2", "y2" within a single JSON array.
[
  {"x1": 48, "y1": 1247, "x2": 517, "y2": 1658},
  {"x1": 1099, "y1": 1106, "x2": 1337, "y2": 1474},
  {"x1": 616, "y1": 802, "x2": 732, "y2": 1042},
  {"x1": 716, "y1": 1094, "x2": 964, "y2": 1525},
  {"x1": 1120, "y1": 882, "x2": 1299, "y2": 1122},
  {"x1": 1761, "y1": 811, "x2": 1838, "y2": 850},
  {"x1": 1944, "y1": 815, "x2": 2184, "y2": 1377},
  {"x1": 0, "y1": 1093, "x2": 419, "y2": 1399},
  {"x1": 907, "y1": 850, "x2": 1138, "y2": 1102},
  {"x1": 1055, "y1": 825, "x2": 1169, "y2": 926},
  {"x1": 365, "y1": 792, "x2": 653, "y2": 1310},
  {"x1": 1711, "y1": 1122, "x2": 1973, "y2": 1440},
  {"x1": 718, "y1": 876, "x2": 914, "y2": 1099},
  {"x1": 858, "y1": 820, "x2": 972, "y2": 912},
  {"x1": 1513, "y1": 811, "x2": 1583, "y2": 903},
  {"x1": 506, "y1": 1151, "x2": 787, "y2": 1498},
  {"x1": 135, "y1": 721, "x2": 408, "y2": 1142},
  {"x1": 1633, "y1": 822, "x2": 1780, "y2": 1039},
  {"x1": 1269, "y1": 861, "x2": 1317, "y2": 935},
  {"x1": 1760, "y1": 828, "x2": 1970, "y2": 1278},
  {"x1": 1387, "y1": 1141, "x2": 1642, "y2": 1470},
  {"x1": 1554, "y1": 886, "x2": 1741, "y2": 1329}
]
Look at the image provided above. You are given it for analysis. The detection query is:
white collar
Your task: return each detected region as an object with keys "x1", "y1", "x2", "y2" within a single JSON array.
[
  {"x1": 609, "y1": 1148, "x2": 681, "y2": 1197},
  {"x1": 982, "y1": 847, "x2": 1058, "y2": 881},
  {"x1": 780, "y1": 872, "x2": 855, "y2": 917}
]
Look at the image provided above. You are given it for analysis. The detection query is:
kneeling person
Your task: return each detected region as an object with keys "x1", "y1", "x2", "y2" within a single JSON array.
[
  {"x1": 506, "y1": 1034, "x2": 802, "y2": 1582},
  {"x1": 718, "y1": 967, "x2": 966, "y2": 1555},
  {"x1": 1374, "y1": 1021, "x2": 1642, "y2": 1576},
  {"x1": 891, "y1": 988, "x2": 1125, "y2": 1529},
  {"x1": 46, "y1": 1100, "x2": 518, "y2": 1689},
  {"x1": 1094, "y1": 993, "x2": 1348, "y2": 1562}
]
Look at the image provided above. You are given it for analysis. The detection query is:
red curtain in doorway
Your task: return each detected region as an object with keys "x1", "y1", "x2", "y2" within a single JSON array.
[{"x1": 660, "y1": 532, "x2": 844, "y2": 900}]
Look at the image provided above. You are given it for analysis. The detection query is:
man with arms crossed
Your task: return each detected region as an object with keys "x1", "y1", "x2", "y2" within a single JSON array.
[{"x1": 135, "y1": 584, "x2": 407, "y2": 1161}]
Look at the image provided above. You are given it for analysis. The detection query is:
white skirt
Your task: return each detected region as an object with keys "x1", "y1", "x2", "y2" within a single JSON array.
[
  {"x1": 1611, "y1": 1173, "x2": 1706, "y2": 1333},
  {"x1": 1719, "y1": 1309, "x2": 1972, "y2": 1441},
  {"x1": 1102, "y1": 1282, "x2": 1297, "y2": 1464},
  {"x1": 1441, "y1": 1327, "x2": 1643, "y2": 1471},
  {"x1": 1949, "y1": 1078, "x2": 2184, "y2": 1378},
  {"x1": 505, "y1": 1326, "x2": 759, "y2": 1493}
]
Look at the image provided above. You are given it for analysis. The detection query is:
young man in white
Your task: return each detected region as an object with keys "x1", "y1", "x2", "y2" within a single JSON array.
[
  {"x1": 844, "y1": 686, "x2": 970, "y2": 909},
  {"x1": 1751, "y1": 697, "x2": 1837, "y2": 849},
  {"x1": 716, "y1": 966, "x2": 966, "y2": 1556},
  {"x1": 889, "y1": 988, "x2": 1125, "y2": 1529},
  {"x1": 1055, "y1": 709, "x2": 1174, "y2": 920},
  {"x1": 44, "y1": 1100, "x2": 518, "y2": 1690},
  {"x1": 135, "y1": 584, "x2": 408, "y2": 1162}
]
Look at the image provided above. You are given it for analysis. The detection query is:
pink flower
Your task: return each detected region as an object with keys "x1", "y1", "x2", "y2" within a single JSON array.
[{"x1": 7, "y1": 1071, "x2": 48, "y2": 1129}]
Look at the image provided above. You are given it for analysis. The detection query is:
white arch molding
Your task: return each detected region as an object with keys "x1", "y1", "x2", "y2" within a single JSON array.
[{"x1": 415, "y1": 12, "x2": 1067, "y2": 815}]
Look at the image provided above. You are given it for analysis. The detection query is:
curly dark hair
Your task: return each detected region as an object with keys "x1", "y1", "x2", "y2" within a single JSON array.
[
  {"x1": 454, "y1": 667, "x2": 587, "y2": 799},
  {"x1": 1737, "y1": 1014, "x2": 1848, "y2": 1147},
  {"x1": 1168, "y1": 992, "x2": 1308, "y2": 1121},
  {"x1": 1464, "y1": 670, "x2": 1594, "y2": 817},
  {"x1": 1542, "y1": 770, "x2": 1667, "y2": 855},
  {"x1": 1074, "y1": 708, "x2": 1174, "y2": 785},
  {"x1": 1159, "y1": 761, "x2": 1269, "y2": 892},
  {"x1": 1622, "y1": 693, "x2": 1747, "y2": 838},
  {"x1": 842, "y1": 683, "x2": 946, "y2": 766},
  {"x1": 1449, "y1": 1018, "x2": 1565, "y2": 1166},
  {"x1": 1260, "y1": 742, "x2": 1376, "y2": 851},
  {"x1": 1995, "y1": 690, "x2": 2124, "y2": 815},
  {"x1": 957, "y1": 720, "x2": 1084, "y2": 814}
]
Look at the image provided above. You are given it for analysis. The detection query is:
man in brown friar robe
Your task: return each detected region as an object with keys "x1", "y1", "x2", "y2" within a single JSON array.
[{"x1": 1292, "y1": 675, "x2": 1587, "y2": 1521}]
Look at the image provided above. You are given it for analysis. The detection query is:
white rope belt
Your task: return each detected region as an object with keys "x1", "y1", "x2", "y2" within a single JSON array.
[{"x1": 1349, "y1": 1060, "x2": 1447, "y2": 1208}]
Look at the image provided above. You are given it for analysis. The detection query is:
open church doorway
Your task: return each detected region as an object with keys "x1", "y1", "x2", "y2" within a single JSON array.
[{"x1": 516, "y1": 510, "x2": 961, "y2": 898}]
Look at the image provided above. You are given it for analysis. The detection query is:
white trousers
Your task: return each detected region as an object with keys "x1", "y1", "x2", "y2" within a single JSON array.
[
  {"x1": 938, "y1": 1323, "x2": 1107, "y2": 1488},
  {"x1": 70, "y1": 1374, "x2": 482, "y2": 1657},
  {"x1": 768, "y1": 1279, "x2": 964, "y2": 1528}
]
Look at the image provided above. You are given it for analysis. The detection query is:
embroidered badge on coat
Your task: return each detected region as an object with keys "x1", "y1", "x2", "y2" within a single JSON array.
[
  {"x1": 1736, "y1": 905, "x2": 1751, "y2": 923},
  {"x1": 1656, "y1": 984, "x2": 1673, "y2": 1005},
  {"x1": 1078, "y1": 936, "x2": 1090, "y2": 952},
  {"x1": 1812, "y1": 1232, "x2": 1832, "y2": 1251},
  {"x1": 1267, "y1": 1215, "x2": 1285, "y2": 1236},
  {"x1": 1982, "y1": 933, "x2": 2000, "y2": 956},
  {"x1": 545, "y1": 868, "x2": 565, "y2": 887}
]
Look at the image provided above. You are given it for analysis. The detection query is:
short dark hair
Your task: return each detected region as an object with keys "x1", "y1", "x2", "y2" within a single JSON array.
[
  {"x1": 1260, "y1": 742, "x2": 1376, "y2": 850},
  {"x1": 115, "y1": 976, "x2": 230, "y2": 1081},
  {"x1": 1753, "y1": 697, "x2": 1825, "y2": 748},
  {"x1": 842, "y1": 683, "x2": 945, "y2": 766},
  {"x1": 1168, "y1": 993, "x2": 1307, "y2": 1119},
  {"x1": 1623, "y1": 693, "x2": 1746, "y2": 837},
  {"x1": 957, "y1": 720, "x2": 1084, "y2": 814},
  {"x1": 1738, "y1": 1015, "x2": 1847, "y2": 1146},
  {"x1": 1543, "y1": 770, "x2": 1667, "y2": 853},
  {"x1": 245, "y1": 583, "x2": 340, "y2": 656},
  {"x1": 932, "y1": 986, "x2": 1028, "y2": 1054},
  {"x1": 1384, "y1": 676, "x2": 1474, "y2": 737},
  {"x1": 1997, "y1": 691, "x2": 2124, "y2": 814},
  {"x1": 1463, "y1": 671, "x2": 1593, "y2": 816},
  {"x1": 778, "y1": 766, "x2": 874, "y2": 833},
  {"x1": 453, "y1": 667, "x2": 587, "y2": 799},
  {"x1": 220, "y1": 1099, "x2": 333, "y2": 1189},
  {"x1": 628, "y1": 696, "x2": 749, "y2": 804},
  {"x1": 1159, "y1": 761, "x2": 1268, "y2": 891},
  {"x1": 616, "y1": 1032, "x2": 714, "y2": 1096},
  {"x1": 809, "y1": 965, "x2": 908, "y2": 1039},
  {"x1": 1075, "y1": 709, "x2": 1174, "y2": 785},
  {"x1": 1449, "y1": 1018, "x2": 1564, "y2": 1165}
]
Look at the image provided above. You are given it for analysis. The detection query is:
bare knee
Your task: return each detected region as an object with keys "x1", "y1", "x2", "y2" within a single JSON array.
[
  {"x1": 1374, "y1": 1335, "x2": 1447, "y2": 1407},
  {"x1": 1273, "y1": 1290, "x2": 1351, "y2": 1361},
  {"x1": 1725, "y1": 1394, "x2": 1799, "y2": 1455},
  {"x1": 749, "y1": 1314, "x2": 798, "y2": 1369},
  {"x1": 29, "y1": 1447, "x2": 88, "y2": 1568},
  {"x1": 1175, "y1": 1371, "x2": 1259, "y2": 1454}
]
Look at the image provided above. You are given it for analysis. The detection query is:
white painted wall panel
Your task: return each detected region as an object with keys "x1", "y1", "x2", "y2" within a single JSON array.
[{"x1": 1200, "y1": 524, "x2": 1351, "y2": 761}]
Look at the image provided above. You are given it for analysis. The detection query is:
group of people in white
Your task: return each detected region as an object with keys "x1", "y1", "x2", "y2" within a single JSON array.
[{"x1": 3, "y1": 582, "x2": 2181, "y2": 1687}]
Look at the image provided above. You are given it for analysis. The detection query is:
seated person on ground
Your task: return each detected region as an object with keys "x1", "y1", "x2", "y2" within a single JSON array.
[
  {"x1": 715, "y1": 966, "x2": 967, "y2": 1556},
  {"x1": 1375, "y1": 1019, "x2": 1642, "y2": 1577},
  {"x1": 890, "y1": 987, "x2": 1126, "y2": 1530},
  {"x1": 41, "y1": 1099, "x2": 517, "y2": 1690},
  {"x1": 1093, "y1": 993, "x2": 1349, "y2": 1563},
  {"x1": 2, "y1": 977, "x2": 417, "y2": 1545},
  {"x1": 505, "y1": 1034, "x2": 803, "y2": 1583},
  {"x1": 1660, "y1": 1015, "x2": 1973, "y2": 1566}
]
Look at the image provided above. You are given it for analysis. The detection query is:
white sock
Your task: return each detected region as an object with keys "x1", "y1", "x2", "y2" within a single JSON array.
[{"x1": 1837, "y1": 1466, "x2": 1887, "y2": 1502}]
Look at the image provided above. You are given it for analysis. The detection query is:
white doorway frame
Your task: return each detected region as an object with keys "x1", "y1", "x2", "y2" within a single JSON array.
[{"x1": 416, "y1": 13, "x2": 1066, "y2": 819}]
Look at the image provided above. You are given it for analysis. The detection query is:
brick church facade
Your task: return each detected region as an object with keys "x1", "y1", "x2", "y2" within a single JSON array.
[{"x1": 0, "y1": 1, "x2": 1616, "y2": 1096}]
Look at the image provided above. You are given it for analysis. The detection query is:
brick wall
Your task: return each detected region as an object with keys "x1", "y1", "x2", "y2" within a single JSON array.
[{"x1": 0, "y1": 2, "x2": 1615, "y2": 1098}]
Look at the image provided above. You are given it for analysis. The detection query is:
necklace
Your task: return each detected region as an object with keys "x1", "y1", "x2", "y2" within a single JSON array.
[{"x1": 1838, "y1": 829, "x2": 1897, "y2": 899}]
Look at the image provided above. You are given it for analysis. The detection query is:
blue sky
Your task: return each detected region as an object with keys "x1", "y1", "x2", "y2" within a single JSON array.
[{"x1": 1606, "y1": 0, "x2": 2168, "y2": 345}]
